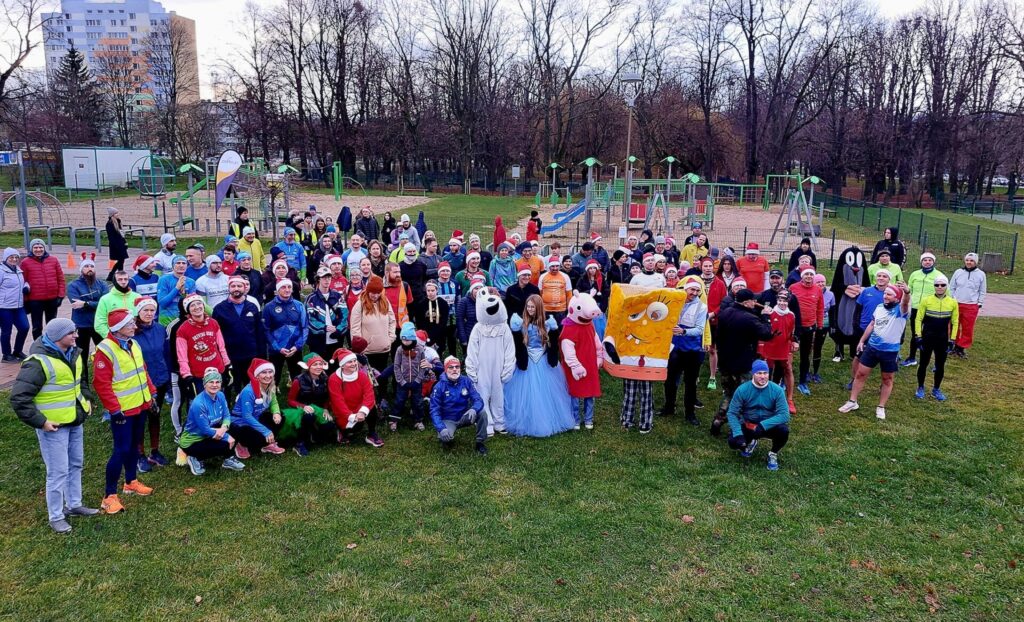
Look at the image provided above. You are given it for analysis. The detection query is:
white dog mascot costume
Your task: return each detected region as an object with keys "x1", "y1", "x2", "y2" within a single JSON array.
[{"x1": 466, "y1": 291, "x2": 516, "y2": 435}]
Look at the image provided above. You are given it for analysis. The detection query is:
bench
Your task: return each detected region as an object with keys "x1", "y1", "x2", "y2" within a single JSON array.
[
  {"x1": 164, "y1": 217, "x2": 195, "y2": 233},
  {"x1": 822, "y1": 208, "x2": 836, "y2": 218}
]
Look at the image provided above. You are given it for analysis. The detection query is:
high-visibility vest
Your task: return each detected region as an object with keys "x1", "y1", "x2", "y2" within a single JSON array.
[
  {"x1": 29, "y1": 353, "x2": 89, "y2": 424},
  {"x1": 95, "y1": 339, "x2": 152, "y2": 412}
]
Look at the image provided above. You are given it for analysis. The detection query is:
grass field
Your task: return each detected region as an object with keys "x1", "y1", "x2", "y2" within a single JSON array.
[{"x1": 1, "y1": 318, "x2": 1021, "y2": 620}]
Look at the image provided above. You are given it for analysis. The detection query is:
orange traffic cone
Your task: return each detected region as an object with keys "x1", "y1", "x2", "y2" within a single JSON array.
[
  {"x1": 67, "y1": 253, "x2": 77, "y2": 270},
  {"x1": 108, "y1": 259, "x2": 117, "y2": 269}
]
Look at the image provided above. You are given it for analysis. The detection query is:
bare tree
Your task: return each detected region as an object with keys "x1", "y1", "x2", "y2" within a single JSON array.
[
  {"x1": 0, "y1": 0, "x2": 50, "y2": 109},
  {"x1": 93, "y1": 44, "x2": 138, "y2": 147},
  {"x1": 681, "y1": 0, "x2": 735, "y2": 178},
  {"x1": 146, "y1": 16, "x2": 199, "y2": 161}
]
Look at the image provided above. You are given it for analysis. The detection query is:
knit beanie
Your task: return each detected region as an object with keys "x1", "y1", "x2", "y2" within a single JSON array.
[
  {"x1": 365, "y1": 275, "x2": 384, "y2": 294},
  {"x1": 203, "y1": 367, "x2": 222, "y2": 386},
  {"x1": 751, "y1": 359, "x2": 769, "y2": 375},
  {"x1": 349, "y1": 336, "x2": 368, "y2": 355},
  {"x1": 400, "y1": 322, "x2": 417, "y2": 341},
  {"x1": 43, "y1": 318, "x2": 77, "y2": 341}
]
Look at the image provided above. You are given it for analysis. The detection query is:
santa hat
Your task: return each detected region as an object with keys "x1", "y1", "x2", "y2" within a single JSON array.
[
  {"x1": 466, "y1": 251, "x2": 481, "y2": 262},
  {"x1": 745, "y1": 242, "x2": 760, "y2": 255},
  {"x1": 415, "y1": 329, "x2": 430, "y2": 346},
  {"x1": 326, "y1": 254, "x2": 343, "y2": 266},
  {"x1": 642, "y1": 252, "x2": 654, "y2": 262},
  {"x1": 664, "y1": 266, "x2": 679, "y2": 276},
  {"x1": 437, "y1": 261, "x2": 452, "y2": 274},
  {"x1": 681, "y1": 276, "x2": 703, "y2": 291},
  {"x1": 272, "y1": 259, "x2": 289, "y2": 272},
  {"x1": 885, "y1": 285, "x2": 904, "y2": 302},
  {"x1": 107, "y1": 308, "x2": 134, "y2": 333},
  {"x1": 444, "y1": 355, "x2": 461, "y2": 369},
  {"x1": 228, "y1": 275, "x2": 248, "y2": 287},
  {"x1": 665, "y1": 237, "x2": 676, "y2": 247},
  {"x1": 920, "y1": 252, "x2": 936, "y2": 262},
  {"x1": 275, "y1": 278, "x2": 292, "y2": 293},
  {"x1": 133, "y1": 296, "x2": 158, "y2": 316},
  {"x1": 298, "y1": 351, "x2": 327, "y2": 369},
  {"x1": 333, "y1": 348, "x2": 357, "y2": 367},
  {"x1": 589, "y1": 231, "x2": 602, "y2": 243},
  {"x1": 132, "y1": 254, "x2": 159, "y2": 272},
  {"x1": 586, "y1": 258, "x2": 601, "y2": 271},
  {"x1": 452, "y1": 230, "x2": 465, "y2": 242},
  {"x1": 517, "y1": 264, "x2": 532, "y2": 277},
  {"x1": 800, "y1": 267, "x2": 816, "y2": 277},
  {"x1": 182, "y1": 293, "x2": 204, "y2": 312},
  {"x1": 448, "y1": 237, "x2": 462, "y2": 248},
  {"x1": 547, "y1": 254, "x2": 560, "y2": 267},
  {"x1": 247, "y1": 358, "x2": 276, "y2": 404},
  {"x1": 732, "y1": 278, "x2": 748, "y2": 288},
  {"x1": 469, "y1": 233, "x2": 481, "y2": 243}
]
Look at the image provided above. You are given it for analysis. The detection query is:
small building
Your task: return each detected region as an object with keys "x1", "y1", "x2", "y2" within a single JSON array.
[{"x1": 62, "y1": 146, "x2": 151, "y2": 189}]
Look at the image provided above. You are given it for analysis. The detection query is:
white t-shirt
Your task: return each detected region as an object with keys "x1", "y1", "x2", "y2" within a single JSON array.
[
  {"x1": 867, "y1": 304, "x2": 908, "y2": 352},
  {"x1": 630, "y1": 272, "x2": 667, "y2": 289},
  {"x1": 195, "y1": 273, "x2": 230, "y2": 308}
]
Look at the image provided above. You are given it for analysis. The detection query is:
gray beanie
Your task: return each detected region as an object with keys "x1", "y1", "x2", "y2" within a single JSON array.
[
  {"x1": 30, "y1": 238, "x2": 45, "y2": 249},
  {"x1": 44, "y1": 318, "x2": 77, "y2": 341}
]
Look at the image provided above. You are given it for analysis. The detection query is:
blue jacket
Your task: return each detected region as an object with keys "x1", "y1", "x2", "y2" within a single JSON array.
[
  {"x1": 231, "y1": 385, "x2": 273, "y2": 437},
  {"x1": 592, "y1": 247, "x2": 611, "y2": 272},
  {"x1": 183, "y1": 390, "x2": 232, "y2": 441},
  {"x1": 157, "y1": 274, "x2": 196, "y2": 323},
  {"x1": 129, "y1": 271, "x2": 160, "y2": 297},
  {"x1": 671, "y1": 298, "x2": 707, "y2": 353},
  {"x1": 134, "y1": 319, "x2": 170, "y2": 386},
  {"x1": 66, "y1": 276, "x2": 109, "y2": 328},
  {"x1": 279, "y1": 239, "x2": 306, "y2": 273},
  {"x1": 442, "y1": 248, "x2": 467, "y2": 273},
  {"x1": 262, "y1": 295, "x2": 307, "y2": 351},
  {"x1": 338, "y1": 205, "x2": 352, "y2": 232},
  {"x1": 185, "y1": 264, "x2": 207, "y2": 281},
  {"x1": 305, "y1": 289, "x2": 348, "y2": 336},
  {"x1": 212, "y1": 298, "x2": 266, "y2": 362},
  {"x1": 455, "y1": 295, "x2": 478, "y2": 344},
  {"x1": 726, "y1": 380, "x2": 790, "y2": 438},
  {"x1": 429, "y1": 374, "x2": 484, "y2": 431}
]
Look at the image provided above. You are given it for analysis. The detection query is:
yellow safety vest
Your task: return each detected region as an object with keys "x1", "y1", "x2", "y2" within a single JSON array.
[
  {"x1": 29, "y1": 353, "x2": 89, "y2": 424},
  {"x1": 95, "y1": 339, "x2": 152, "y2": 412}
]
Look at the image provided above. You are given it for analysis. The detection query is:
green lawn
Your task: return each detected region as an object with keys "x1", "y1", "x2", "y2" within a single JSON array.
[{"x1": 1, "y1": 318, "x2": 1021, "y2": 619}]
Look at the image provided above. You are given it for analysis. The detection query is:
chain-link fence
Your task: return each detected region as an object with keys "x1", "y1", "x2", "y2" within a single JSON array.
[{"x1": 821, "y1": 195, "x2": 1018, "y2": 274}]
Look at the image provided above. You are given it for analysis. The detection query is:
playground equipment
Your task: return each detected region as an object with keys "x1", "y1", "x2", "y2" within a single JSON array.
[
  {"x1": 767, "y1": 174, "x2": 825, "y2": 252},
  {"x1": 1, "y1": 191, "x2": 70, "y2": 229},
  {"x1": 133, "y1": 154, "x2": 174, "y2": 197}
]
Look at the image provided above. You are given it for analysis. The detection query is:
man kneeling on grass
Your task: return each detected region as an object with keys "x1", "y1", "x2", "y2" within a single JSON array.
[
  {"x1": 180, "y1": 368, "x2": 246, "y2": 476},
  {"x1": 430, "y1": 356, "x2": 488, "y2": 455},
  {"x1": 726, "y1": 360, "x2": 790, "y2": 471}
]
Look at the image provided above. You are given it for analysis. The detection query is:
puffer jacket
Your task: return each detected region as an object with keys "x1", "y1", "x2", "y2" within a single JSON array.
[
  {"x1": 134, "y1": 319, "x2": 170, "y2": 386},
  {"x1": 262, "y1": 295, "x2": 307, "y2": 352},
  {"x1": 66, "y1": 276, "x2": 109, "y2": 328},
  {"x1": 0, "y1": 264, "x2": 26, "y2": 308},
  {"x1": 349, "y1": 299, "x2": 396, "y2": 354},
  {"x1": 21, "y1": 252, "x2": 65, "y2": 301},
  {"x1": 429, "y1": 374, "x2": 484, "y2": 431}
]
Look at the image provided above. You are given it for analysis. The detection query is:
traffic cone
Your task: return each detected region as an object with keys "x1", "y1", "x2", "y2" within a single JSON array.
[
  {"x1": 108, "y1": 259, "x2": 117, "y2": 269},
  {"x1": 67, "y1": 253, "x2": 77, "y2": 270}
]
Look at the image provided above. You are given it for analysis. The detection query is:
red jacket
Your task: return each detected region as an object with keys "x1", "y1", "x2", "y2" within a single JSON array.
[
  {"x1": 706, "y1": 277, "x2": 727, "y2": 321},
  {"x1": 789, "y1": 281, "x2": 825, "y2": 328},
  {"x1": 327, "y1": 369, "x2": 375, "y2": 429},
  {"x1": 92, "y1": 338, "x2": 157, "y2": 416},
  {"x1": 760, "y1": 310, "x2": 796, "y2": 361},
  {"x1": 22, "y1": 253, "x2": 65, "y2": 301},
  {"x1": 175, "y1": 317, "x2": 230, "y2": 377}
]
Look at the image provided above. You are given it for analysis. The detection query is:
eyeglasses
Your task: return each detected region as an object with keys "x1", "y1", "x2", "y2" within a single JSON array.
[{"x1": 935, "y1": 284, "x2": 947, "y2": 288}]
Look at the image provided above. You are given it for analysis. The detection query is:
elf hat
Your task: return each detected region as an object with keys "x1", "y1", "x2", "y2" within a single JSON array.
[
  {"x1": 298, "y1": 351, "x2": 327, "y2": 369},
  {"x1": 247, "y1": 358, "x2": 275, "y2": 404}
]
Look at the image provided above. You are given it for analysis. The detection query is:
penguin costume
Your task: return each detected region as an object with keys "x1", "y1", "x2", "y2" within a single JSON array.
[{"x1": 830, "y1": 246, "x2": 871, "y2": 359}]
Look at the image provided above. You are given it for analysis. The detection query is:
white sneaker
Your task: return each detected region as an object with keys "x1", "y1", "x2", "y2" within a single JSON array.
[
  {"x1": 831, "y1": 355, "x2": 842, "y2": 363},
  {"x1": 584, "y1": 422, "x2": 594, "y2": 430},
  {"x1": 573, "y1": 424, "x2": 581, "y2": 431},
  {"x1": 838, "y1": 400, "x2": 859, "y2": 413},
  {"x1": 875, "y1": 406, "x2": 886, "y2": 420}
]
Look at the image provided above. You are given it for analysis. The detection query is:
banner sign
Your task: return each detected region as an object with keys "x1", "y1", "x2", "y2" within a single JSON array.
[{"x1": 214, "y1": 150, "x2": 243, "y2": 212}]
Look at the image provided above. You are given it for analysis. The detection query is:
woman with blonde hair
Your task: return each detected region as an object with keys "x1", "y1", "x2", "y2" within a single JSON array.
[{"x1": 503, "y1": 294, "x2": 575, "y2": 437}]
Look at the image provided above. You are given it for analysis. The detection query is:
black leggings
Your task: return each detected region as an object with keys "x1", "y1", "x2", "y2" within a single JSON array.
[
  {"x1": 745, "y1": 423, "x2": 789, "y2": 452},
  {"x1": 812, "y1": 328, "x2": 828, "y2": 374},
  {"x1": 182, "y1": 438, "x2": 233, "y2": 460},
  {"x1": 917, "y1": 335, "x2": 948, "y2": 389},
  {"x1": 269, "y1": 351, "x2": 302, "y2": 386},
  {"x1": 797, "y1": 329, "x2": 814, "y2": 383}
]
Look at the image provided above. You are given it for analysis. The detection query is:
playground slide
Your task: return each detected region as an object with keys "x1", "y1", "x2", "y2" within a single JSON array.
[
  {"x1": 540, "y1": 199, "x2": 587, "y2": 235},
  {"x1": 169, "y1": 176, "x2": 213, "y2": 205}
]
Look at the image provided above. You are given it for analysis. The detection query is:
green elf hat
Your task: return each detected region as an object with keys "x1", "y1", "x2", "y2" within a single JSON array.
[{"x1": 298, "y1": 352, "x2": 327, "y2": 370}]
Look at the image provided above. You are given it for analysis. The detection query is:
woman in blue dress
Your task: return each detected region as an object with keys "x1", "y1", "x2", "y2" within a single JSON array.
[{"x1": 504, "y1": 294, "x2": 576, "y2": 437}]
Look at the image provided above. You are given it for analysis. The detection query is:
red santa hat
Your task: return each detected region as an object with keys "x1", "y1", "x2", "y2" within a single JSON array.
[
  {"x1": 133, "y1": 296, "x2": 158, "y2": 316},
  {"x1": 452, "y1": 229, "x2": 465, "y2": 242},
  {"x1": 466, "y1": 251, "x2": 481, "y2": 262},
  {"x1": 333, "y1": 348, "x2": 357, "y2": 367},
  {"x1": 228, "y1": 274, "x2": 248, "y2": 287},
  {"x1": 586, "y1": 258, "x2": 601, "y2": 271},
  {"x1": 182, "y1": 293, "x2": 205, "y2": 312},
  {"x1": 589, "y1": 231, "x2": 602, "y2": 243},
  {"x1": 272, "y1": 258, "x2": 289, "y2": 272},
  {"x1": 885, "y1": 285, "x2": 904, "y2": 302},
  {"x1": 800, "y1": 267, "x2": 816, "y2": 277},
  {"x1": 326, "y1": 254, "x2": 343, "y2": 266},
  {"x1": 107, "y1": 308, "x2": 134, "y2": 333},
  {"x1": 247, "y1": 358, "x2": 275, "y2": 405},
  {"x1": 275, "y1": 278, "x2": 293, "y2": 292},
  {"x1": 516, "y1": 264, "x2": 532, "y2": 277},
  {"x1": 745, "y1": 242, "x2": 760, "y2": 255},
  {"x1": 547, "y1": 254, "x2": 561, "y2": 267},
  {"x1": 132, "y1": 254, "x2": 159, "y2": 272},
  {"x1": 437, "y1": 261, "x2": 452, "y2": 274}
]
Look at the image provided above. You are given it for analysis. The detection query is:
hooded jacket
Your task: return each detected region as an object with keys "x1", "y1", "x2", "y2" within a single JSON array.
[
  {"x1": 354, "y1": 214, "x2": 381, "y2": 241},
  {"x1": 871, "y1": 228, "x2": 907, "y2": 266},
  {"x1": 21, "y1": 251, "x2": 65, "y2": 301}
]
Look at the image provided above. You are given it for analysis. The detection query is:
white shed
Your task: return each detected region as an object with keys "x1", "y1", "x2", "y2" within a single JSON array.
[{"x1": 62, "y1": 147, "x2": 152, "y2": 190}]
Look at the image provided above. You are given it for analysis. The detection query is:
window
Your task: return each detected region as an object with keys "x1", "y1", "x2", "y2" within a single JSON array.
[
  {"x1": 130, "y1": 26, "x2": 136, "y2": 32},
  {"x1": 66, "y1": 26, "x2": 72, "y2": 32},
  {"x1": 129, "y1": 13, "x2": 136, "y2": 19},
  {"x1": 85, "y1": 19, "x2": 98, "y2": 25},
  {"x1": 64, "y1": 13, "x2": 70, "y2": 19},
  {"x1": 110, "y1": 20, "x2": 117, "y2": 25},
  {"x1": 87, "y1": 32, "x2": 99, "y2": 39},
  {"x1": 131, "y1": 38, "x2": 138, "y2": 44}
]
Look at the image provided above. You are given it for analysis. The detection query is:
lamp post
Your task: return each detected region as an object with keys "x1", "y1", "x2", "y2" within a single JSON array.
[{"x1": 620, "y1": 71, "x2": 642, "y2": 225}]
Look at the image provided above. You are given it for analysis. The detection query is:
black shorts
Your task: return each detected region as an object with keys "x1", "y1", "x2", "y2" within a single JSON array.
[
  {"x1": 709, "y1": 323, "x2": 718, "y2": 346},
  {"x1": 858, "y1": 346, "x2": 898, "y2": 373}
]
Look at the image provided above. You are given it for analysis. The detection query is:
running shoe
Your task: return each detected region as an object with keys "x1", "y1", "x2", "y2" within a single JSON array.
[
  {"x1": 49, "y1": 519, "x2": 72, "y2": 534},
  {"x1": 235, "y1": 444, "x2": 251, "y2": 460},
  {"x1": 475, "y1": 441, "x2": 488, "y2": 456},
  {"x1": 148, "y1": 451, "x2": 169, "y2": 467},
  {"x1": 584, "y1": 422, "x2": 594, "y2": 430},
  {"x1": 261, "y1": 443, "x2": 285, "y2": 455},
  {"x1": 639, "y1": 425, "x2": 652, "y2": 435},
  {"x1": 137, "y1": 456, "x2": 152, "y2": 473},
  {"x1": 573, "y1": 423, "x2": 581, "y2": 430},
  {"x1": 414, "y1": 422, "x2": 425, "y2": 431},
  {"x1": 685, "y1": 415, "x2": 700, "y2": 427},
  {"x1": 740, "y1": 438, "x2": 758, "y2": 458},
  {"x1": 293, "y1": 442, "x2": 309, "y2": 457},
  {"x1": 915, "y1": 387, "x2": 926, "y2": 399},
  {"x1": 931, "y1": 388, "x2": 947, "y2": 402},
  {"x1": 706, "y1": 378, "x2": 717, "y2": 390},
  {"x1": 900, "y1": 358, "x2": 918, "y2": 367},
  {"x1": 365, "y1": 434, "x2": 384, "y2": 448},
  {"x1": 101, "y1": 494, "x2": 125, "y2": 514},
  {"x1": 123, "y1": 479, "x2": 153, "y2": 496},
  {"x1": 695, "y1": 397, "x2": 704, "y2": 409},
  {"x1": 838, "y1": 400, "x2": 860, "y2": 413},
  {"x1": 186, "y1": 456, "x2": 205, "y2": 476},
  {"x1": 875, "y1": 406, "x2": 886, "y2": 420},
  {"x1": 810, "y1": 374, "x2": 822, "y2": 384},
  {"x1": 832, "y1": 355, "x2": 843, "y2": 363},
  {"x1": 222, "y1": 457, "x2": 245, "y2": 471},
  {"x1": 797, "y1": 384, "x2": 811, "y2": 396},
  {"x1": 767, "y1": 452, "x2": 779, "y2": 471}
]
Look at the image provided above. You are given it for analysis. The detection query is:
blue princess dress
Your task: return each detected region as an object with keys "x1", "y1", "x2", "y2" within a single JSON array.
[{"x1": 503, "y1": 321, "x2": 576, "y2": 437}]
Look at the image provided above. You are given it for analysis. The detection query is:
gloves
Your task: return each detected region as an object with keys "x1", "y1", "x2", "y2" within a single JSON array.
[
  {"x1": 150, "y1": 402, "x2": 161, "y2": 415},
  {"x1": 570, "y1": 363, "x2": 586, "y2": 380},
  {"x1": 728, "y1": 435, "x2": 747, "y2": 450},
  {"x1": 948, "y1": 339, "x2": 955, "y2": 352},
  {"x1": 110, "y1": 411, "x2": 126, "y2": 423},
  {"x1": 545, "y1": 316, "x2": 558, "y2": 331},
  {"x1": 439, "y1": 427, "x2": 454, "y2": 442},
  {"x1": 510, "y1": 313, "x2": 523, "y2": 331},
  {"x1": 464, "y1": 408, "x2": 478, "y2": 423}
]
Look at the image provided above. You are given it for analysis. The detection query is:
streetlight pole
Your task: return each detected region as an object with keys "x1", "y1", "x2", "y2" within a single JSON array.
[
  {"x1": 620, "y1": 72, "x2": 642, "y2": 227},
  {"x1": 16, "y1": 150, "x2": 30, "y2": 250}
]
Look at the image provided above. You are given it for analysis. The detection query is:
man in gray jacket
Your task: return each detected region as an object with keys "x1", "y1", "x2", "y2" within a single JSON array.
[{"x1": 11, "y1": 319, "x2": 99, "y2": 533}]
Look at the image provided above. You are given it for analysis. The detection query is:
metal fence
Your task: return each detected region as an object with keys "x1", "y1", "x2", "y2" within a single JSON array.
[{"x1": 821, "y1": 195, "x2": 1018, "y2": 274}]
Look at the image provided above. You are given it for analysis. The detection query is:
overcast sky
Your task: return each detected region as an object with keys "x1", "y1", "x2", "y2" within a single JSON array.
[{"x1": 23, "y1": 0, "x2": 926, "y2": 99}]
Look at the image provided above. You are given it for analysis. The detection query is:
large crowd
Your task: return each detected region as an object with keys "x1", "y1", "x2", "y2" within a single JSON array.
[{"x1": 8, "y1": 207, "x2": 989, "y2": 533}]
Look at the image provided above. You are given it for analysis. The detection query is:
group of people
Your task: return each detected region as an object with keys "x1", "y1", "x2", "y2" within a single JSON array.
[{"x1": 10, "y1": 208, "x2": 989, "y2": 533}]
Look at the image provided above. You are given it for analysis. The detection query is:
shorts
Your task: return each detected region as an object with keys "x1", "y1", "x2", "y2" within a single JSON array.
[
  {"x1": 709, "y1": 323, "x2": 718, "y2": 346},
  {"x1": 858, "y1": 346, "x2": 898, "y2": 373}
]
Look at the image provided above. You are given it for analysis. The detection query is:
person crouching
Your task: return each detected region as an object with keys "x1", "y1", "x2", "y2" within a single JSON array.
[
  {"x1": 726, "y1": 360, "x2": 790, "y2": 471},
  {"x1": 179, "y1": 368, "x2": 246, "y2": 475},
  {"x1": 430, "y1": 356, "x2": 487, "y2": 455},
  {"x1": 229, "y1": 359, "x2": 287, "y2": 458}
]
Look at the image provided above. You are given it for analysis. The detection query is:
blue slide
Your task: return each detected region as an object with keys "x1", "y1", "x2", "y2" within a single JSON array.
[{"x1": 540, "y1": 199, "x2": 587, "y2": 235}]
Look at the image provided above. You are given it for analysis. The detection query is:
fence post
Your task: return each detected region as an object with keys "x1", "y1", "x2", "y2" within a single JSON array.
[
  {"x1": 876, "y1": 209, "x2": 882, "y2": 231},
  {"x1": 829, "y1": 228, "x2": 836, "y2": 268},
  {"x1": 743, "y1": 226, "x2": 748, "y2": 251},
  {"x1": 922, "y1": 231, "x2": 928, "y2": 252},
  {"x1": 919, "y1": 212, "x2": 924, "y2": 242},
  {"x1": 1011, "y1": 233, "x2": 1018, "y2": 275},
  {"x1": 91, "y1": 200, "x2": 96, "y2": 228},
  {"x1": 860, "y1": 206, "x2": 866, "y2": 226},
  {"x1": 943, "y1": 219, "x2": 950, "y2": 253},
  {"x1": 897, "y1": 207, "x2": 902, "y2": 231},
  {"x1": 974, "y1": 225, "x2": 980, "y2": 254}
]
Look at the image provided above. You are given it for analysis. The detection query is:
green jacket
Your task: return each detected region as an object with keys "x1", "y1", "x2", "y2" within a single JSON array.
[
  {"x1": 907, "y1": 269, "x2": 946, "y2": 309},
  {"x1": 94, "y1": 288, "x2": 141, "y2": 337}
]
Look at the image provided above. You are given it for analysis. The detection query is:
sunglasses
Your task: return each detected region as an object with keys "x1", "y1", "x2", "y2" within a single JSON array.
[{"x1": 935, "y1": 284, "x2": 947, "y2": 288}]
